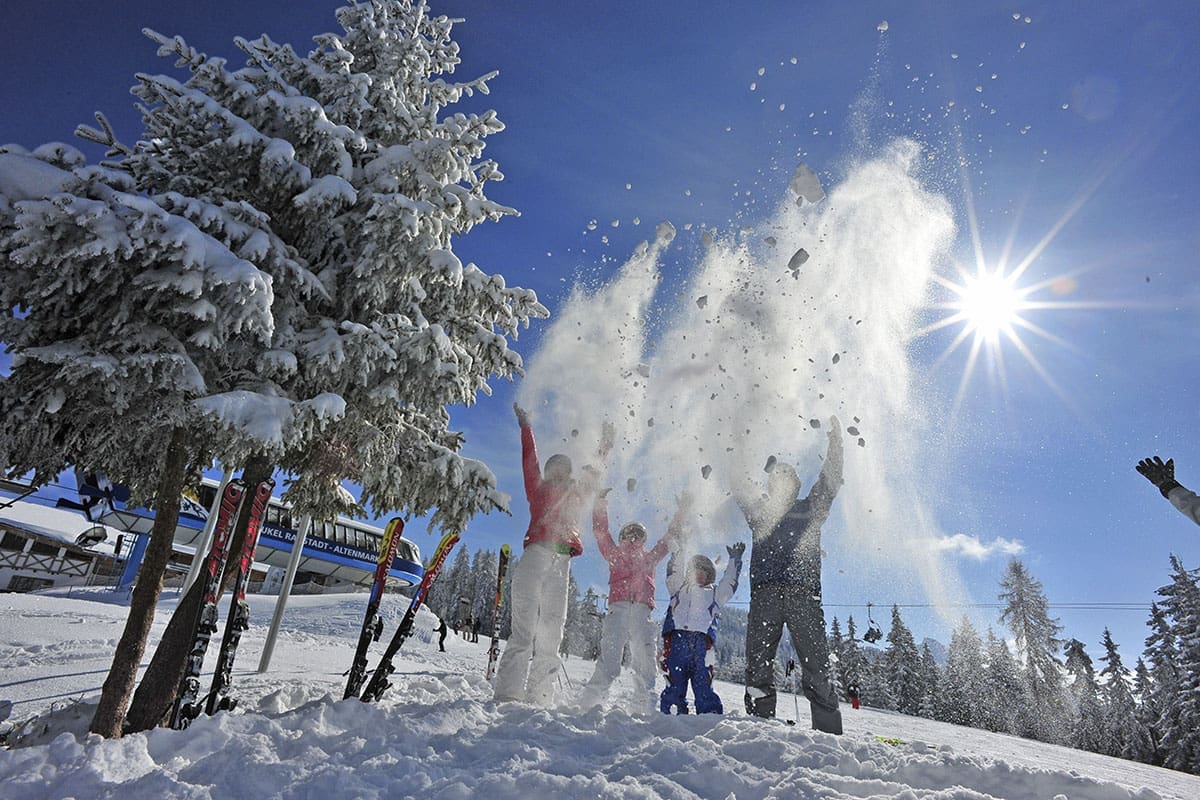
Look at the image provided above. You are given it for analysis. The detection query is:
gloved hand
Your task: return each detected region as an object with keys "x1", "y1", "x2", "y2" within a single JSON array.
[
  {"x1": 726, "y1": 542, "x2": 746, "y2": 560},
  {"x1": 1137, "y1": 456, "x2": 1182, "y2": 498},
  {"x1": 513, "y1": 403, "x2": 531, "y2": 427}
]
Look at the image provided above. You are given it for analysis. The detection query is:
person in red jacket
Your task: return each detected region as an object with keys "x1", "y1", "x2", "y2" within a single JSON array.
[
  {"x1": 493, "y1": 403, "x2": 606, "y2": 704},
  {"x1": 577, "y1": 490, "x2": 683, "y2": 710}
]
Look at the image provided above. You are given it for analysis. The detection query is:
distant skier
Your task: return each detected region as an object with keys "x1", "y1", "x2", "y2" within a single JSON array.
[
  {"x1": 659, "y1": 543, "x2": 744, "y2": 715},
  {"x1": 493, "y1": 403, "x2": 606, "y2": 705},
  {"x1": 1136, "y1": 456, "x2": 1200, "y2": 526},
  {"x1": 577, "y1": 489, "x2": 679, "y2": 710},
  {"x1": 435, "y1": 618, "x2": 448, "y2": 652},
  {"x1": 846, "y1": 681, "x2": 861, "y2": 710},
  {"x1": 472, "y1": 617, "x2": 482, "y2": 643},
  {"x1": 737, "y1": 417, "x2": 844, "y2": 735}
]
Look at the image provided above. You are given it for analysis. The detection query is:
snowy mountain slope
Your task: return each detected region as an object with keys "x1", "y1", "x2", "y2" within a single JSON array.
[{"x1": 1, "y1": 590, "x2": 1197, "y2": 800}]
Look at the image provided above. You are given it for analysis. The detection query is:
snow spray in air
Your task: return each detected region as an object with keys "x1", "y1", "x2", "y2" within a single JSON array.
[{"x1": 519, "y1": 139, "x2": 971, "y2": 618}]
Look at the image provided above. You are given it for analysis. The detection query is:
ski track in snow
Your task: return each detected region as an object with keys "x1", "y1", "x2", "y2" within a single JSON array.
[{"x1": 1, "y1": 590, "x2": 1197, "y2": 800}]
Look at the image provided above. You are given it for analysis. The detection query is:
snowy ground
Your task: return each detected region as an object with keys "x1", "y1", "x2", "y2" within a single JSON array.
[{"x1": 1, "y1": 589, "x2": 1197, "y2": 800}]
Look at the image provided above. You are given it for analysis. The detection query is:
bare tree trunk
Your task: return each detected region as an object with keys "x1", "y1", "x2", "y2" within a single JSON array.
[
  {"x1": 123, "y1": 455, "x2": 273, "y2": 733},
  {"x1": 89, "y1": 426, "x2": 189, "y2": 738}
]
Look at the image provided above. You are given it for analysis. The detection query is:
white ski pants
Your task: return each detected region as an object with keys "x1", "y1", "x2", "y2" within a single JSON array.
[
  {"x1": 580, "y1": 600, "x2": 658, "y2": 705},
  {"x1": 492, "y1": 542, "x2": 571, "y2": 705}
]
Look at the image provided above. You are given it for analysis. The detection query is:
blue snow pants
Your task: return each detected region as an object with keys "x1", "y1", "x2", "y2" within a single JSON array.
[{"x1": 660, "y1": 630, "x2": 723, "y2": 714}]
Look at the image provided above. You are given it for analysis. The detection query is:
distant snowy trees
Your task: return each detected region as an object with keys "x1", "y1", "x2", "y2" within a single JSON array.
[
  {"x1": 0, "y1": 0, "x2": 544, "y2": 738},
  {"x1": 818, "y1": 556, "x2": 1200, "y2": 777}
]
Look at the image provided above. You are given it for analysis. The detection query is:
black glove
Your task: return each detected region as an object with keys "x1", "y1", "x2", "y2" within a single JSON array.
[
  {"x1": 1137, "y1": 456, "x2": 1182, "y2": 499},
  {"x1": 727, "y1": 542, "x2": 746, "y2": 560}
]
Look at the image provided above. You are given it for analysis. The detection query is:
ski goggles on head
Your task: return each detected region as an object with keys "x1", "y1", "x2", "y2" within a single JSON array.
[{"x1": 618, "y1": 522, "x2": 647, "y2": 542}]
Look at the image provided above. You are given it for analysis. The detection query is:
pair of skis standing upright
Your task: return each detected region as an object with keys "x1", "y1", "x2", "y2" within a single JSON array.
[{"x1": 344, "y1": 528, "x2": 512, "y2": 702}]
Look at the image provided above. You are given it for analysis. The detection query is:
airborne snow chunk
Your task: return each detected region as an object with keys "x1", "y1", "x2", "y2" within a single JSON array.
[
  {"x1": 701, "y1": 230, "x2": 714, "y2": 248},
  {"x1": 627, "y1": 478, "x2": 637, "y2": 493},
  {"x1": 697, "y1": 295, "x2": 708, "y2": 309},
  {"x1": 701, "y1": 464, "x2": 712, "y2": 479},
  {"x1": 788, "y1": 248, "x2": 810, "y2": 275},
  {"x1": 877, "y1": 20, "x2": 889, "y2": 32},
  {"x1": 655, "y1": 221, "x2": 676, "y2": 244},
  {"x1": 789, "y1": 163, "x2": 825, "y2": 204},
  {"x1": 809, "y1": 418, "x2": 822, "y2": 429},
  {"x1": 764, "y1": 455, "x2": 777, "y2": 473},
  {"x1": 847, "y1": 426, "x2": 860, "y2": 436}
]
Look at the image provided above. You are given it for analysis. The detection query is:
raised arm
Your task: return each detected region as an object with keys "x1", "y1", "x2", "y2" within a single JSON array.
[
  {"x1": 664, "y1": 551, "x2": 687, "y2": 595},
  {"x1": 1138, "y1": 456, "x2": 1200, "y2": 527},
  {"x1": 715, "y1": 543, "x2": 745, "y2": 605},
  {"x1": 804, "y1": 416, "x2": 844, "y2": 512},
  {"x1": 515, "y1": 403, "x2": 540, "y2": 499},
  {"x1": 592, "y1": 492, "x2": 617, "y2": 562}
]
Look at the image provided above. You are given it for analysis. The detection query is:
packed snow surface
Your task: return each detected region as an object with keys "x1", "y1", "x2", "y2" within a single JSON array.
[{"x1": 2, "y1": 590, "x2": 1197, "y2": 799}]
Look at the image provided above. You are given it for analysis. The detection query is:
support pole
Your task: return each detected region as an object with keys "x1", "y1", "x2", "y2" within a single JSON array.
[
  {"x1": 257, "y1": 514, "x2": 312, "y2": 673},
  {"x1": 182, "y1": 466, "x2": 235, "y2": 593}
]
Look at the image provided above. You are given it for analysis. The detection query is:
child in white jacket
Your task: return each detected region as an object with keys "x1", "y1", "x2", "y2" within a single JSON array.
[{"x1": 659, "y1": 542, "x2": 744, "y2": 714}]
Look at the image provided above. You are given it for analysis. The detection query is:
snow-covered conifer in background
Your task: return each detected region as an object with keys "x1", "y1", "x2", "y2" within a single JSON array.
[
  {"x1": 1154, "y1": 556, "x2": 1200, "y2": 772},
  {"x1": 1098, "y1": 627, "x2": 1136, "y2": 758},
  {"x1": 827, "y1": 616, "x2": 846, "y2": 697},
  {"x1": 1064, "y1": 637, "x2": 1105, "y2": 753},
  {"x1": 936, "y1": 615, "x2": 985, "y2": 728},
  {"x1": 1129, "y1": 657, "x2": 1162, "y2": 765},
  {"x1": 883, "y1": 605, "x2": 923, "y2": 715},
  {"x1": 999, "y1": 558, "x2": 1067, "y2": 744},
  {"x1": 917, "y1": 641, "x2": 940, "y2": 719},
  {"x1": 981, "y1": 628, "x2": 1025, "y2": 735}
]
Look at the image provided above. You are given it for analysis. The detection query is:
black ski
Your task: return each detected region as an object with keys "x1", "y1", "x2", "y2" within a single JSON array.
[
  {"x1": 359, "y1": 530, "x2": 460, "y2": 703},
  {"x1": 344, "y1": 517, "x2": 404, "y2": 699},
  {"x1": 485, "y1": 543, "x2": 511, "y2": 680},
  {"x1": 204, "y1": 479, "x2": 274, "y2": 716},
  {"x1": 168, "y1": 479, "x2": 247, "y2": 730}
]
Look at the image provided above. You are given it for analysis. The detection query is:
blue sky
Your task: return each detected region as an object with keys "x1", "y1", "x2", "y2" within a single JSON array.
[{"x1": 3, "y1": 1, "x2": 1198, "y2": 660}]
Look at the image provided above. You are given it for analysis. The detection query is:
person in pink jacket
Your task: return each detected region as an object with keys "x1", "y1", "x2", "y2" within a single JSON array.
[
  {"x1": 493, "y1": 404, "x2": 604, "y2": 705},
  {"x1": 577, "y1": 491, "x2": 684, "y2": 709}
]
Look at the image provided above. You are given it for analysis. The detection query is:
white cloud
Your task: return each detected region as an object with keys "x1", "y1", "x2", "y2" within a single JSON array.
[{"x1": 934, "y1": 533, "x2": 1025, "y2": 560}]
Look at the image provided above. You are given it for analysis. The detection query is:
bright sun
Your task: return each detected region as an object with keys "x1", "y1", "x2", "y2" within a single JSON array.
[
  {"x1": 952, "y1": 270, "x2": 1027, "y2": 342},
  {"x1": 919, "y1": 260, "x2": 1079, "y2": 413}
]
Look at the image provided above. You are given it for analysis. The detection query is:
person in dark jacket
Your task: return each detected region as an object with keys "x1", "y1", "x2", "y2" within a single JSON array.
[
  {"x1": 1137, "y1": 456, "x2": 1200, "y2": 526},
  {"x1": 737, "y1": 417, "x2": 844, "y2": 734},
  {"x1": 435, "y1": 618, "x2": 448, "y2": 652}
]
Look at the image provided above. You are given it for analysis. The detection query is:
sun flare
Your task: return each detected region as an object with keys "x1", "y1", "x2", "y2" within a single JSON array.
[{"x1": 952, "y1": 270, "x2": 1028, "y2": 342}]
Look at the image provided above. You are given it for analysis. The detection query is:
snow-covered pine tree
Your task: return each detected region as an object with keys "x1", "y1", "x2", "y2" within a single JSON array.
[
  {"x1": 1128, "y1": 657, "x2": 1162, "y2": 766},
  {"x1": 111, "y1": 1, "x2": 543, "y2": 733},
  {"x1": 982, "y1": 628, "x2": 1025, "y2": 735},
  {"x1": 116, "y1": 1, "x2": 546, "y2": 528},
  {"x1": 840, "y1": 615, "x2": 868, "y2": 692},
  {"x1": 1097, "y1": 627, "x2": 1136, "y2": 759},
  {"x1": 0, "y1": 143, "x2": 278, "y2": 738},
  {"x1": 561, "y1": 571, "x2": 582, "y2": 657},
  {"x1": 1140, "y1": 601, "x2": 1179, "y2": 768},
  {"x1": 498, "y1": 552, "x2": 517, "y2": 639},
  {"x1": 441, "y1": 545, "x2": 474, "y2": 629},
  {"x1": 883, "y1": 605, "x2": 923, "y2": 715},
  {"x1": 827, "y1": 616, "x2": 845, "y2": 697},
  {"x1": 917, "y1": 641, "x2": 940, "y2": 719},
  {"x1": 858, "y1": 651, "x2": 896, "y2": 711},
  {"x1": 1155, "y1": 555, "x2": 1200, "y2": 773},
  {"x1": 936, "y1": 616, "x2": 985, "y2": 728},
  {"x1": 999, "y1": 558, "x2": 1068, "y2": 744},
  {"x1": 470, "y1": 548, "x2": 498, "y2": 638},
  {"x1": 1063, "y1": 638, "x2": 1104, "y2": 753},
  {"x1": 577, "y1": 587, "x2": 604, "y2": 661}
]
